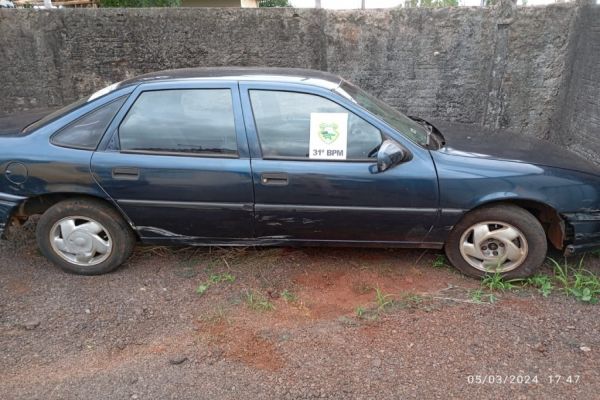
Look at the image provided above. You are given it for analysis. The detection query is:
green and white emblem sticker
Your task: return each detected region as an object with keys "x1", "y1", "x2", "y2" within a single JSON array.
[{"x1": 309, "y1": 113, "x2": 348, "y2": 160}]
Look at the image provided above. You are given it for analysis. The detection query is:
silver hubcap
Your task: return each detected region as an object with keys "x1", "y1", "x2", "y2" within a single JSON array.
[
  {"x1": 459, "y1": 221, "x2": 528, "y2": 273},
  {"x1": 50, "y1": 216, "x2": 112, "y2": 266}
]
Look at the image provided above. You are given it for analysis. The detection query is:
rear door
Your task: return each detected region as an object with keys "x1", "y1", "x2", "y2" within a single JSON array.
[
  {"x1": 91, "y1": 81, "x2": 254, "y2": 241},
  {"x1": 240, "y1": 82, "x2": 439, "y2": 244}
]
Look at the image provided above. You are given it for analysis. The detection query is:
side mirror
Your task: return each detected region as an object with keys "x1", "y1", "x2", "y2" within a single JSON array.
[{"x1": 376, "y1": 139, "x2": 411, "y2": 173}]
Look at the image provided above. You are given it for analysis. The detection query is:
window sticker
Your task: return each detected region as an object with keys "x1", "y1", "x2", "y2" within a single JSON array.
[{"x1": 309, "y1": 113, "x2": 348, "y2": 160}]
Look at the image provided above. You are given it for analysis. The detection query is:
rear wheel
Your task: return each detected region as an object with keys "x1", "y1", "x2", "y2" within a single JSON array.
[
  {"x1": 36, "y1": 198, "x2": 136, "y2": 275},
  {"x1": 445, "y1": 205, "x2": 547, "y2": 279}
]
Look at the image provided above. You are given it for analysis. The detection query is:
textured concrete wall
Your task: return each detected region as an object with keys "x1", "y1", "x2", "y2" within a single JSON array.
[
  {"x1": 0, "y1": 4, "x2": 597, "y2": 157},
  {"x1": 556, "y1": 3, "x2": 600, "y2": 164},
  {"x1": 323, "y1": 4, "x2": 578, "y2": 139}
]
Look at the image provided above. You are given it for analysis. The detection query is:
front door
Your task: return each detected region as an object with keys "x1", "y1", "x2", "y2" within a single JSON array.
[
  {"x1": 91, "y1": 82, "x2": 254, "y2": 241},
  {"x1": 240, "y1": 84, "x2": 439, "y2": 244}
]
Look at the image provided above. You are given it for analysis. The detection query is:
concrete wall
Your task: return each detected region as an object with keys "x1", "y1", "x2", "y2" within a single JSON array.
[
  {"x1": 0, "y1": 3, "x2": 597, "y2": 159},
  {"x1": 181, "y1": 0, "x2": 257, "y2": 7},
  {"x1": 556, "y1": 4, "x2": 600, "y2": 164}
]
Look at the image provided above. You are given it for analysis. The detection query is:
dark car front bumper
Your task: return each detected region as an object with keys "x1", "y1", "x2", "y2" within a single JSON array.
[
  {"x1": 563, "y1": 210, "x2": 600, "y2": 255},
  {"x1": 0, "y1": 192, "x2": 25, "y2": 239}
]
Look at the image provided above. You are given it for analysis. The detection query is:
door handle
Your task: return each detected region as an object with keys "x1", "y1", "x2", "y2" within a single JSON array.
[
  {"x1": 112, "y1": 167, "x2": 140, "y2": 180},
  {"x1": 261, "y1": 172, "x2": 288, "y2": 186}
]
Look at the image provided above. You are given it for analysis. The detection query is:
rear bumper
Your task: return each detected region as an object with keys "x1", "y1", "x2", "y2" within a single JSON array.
[
  {"x1": 562, "y1": 211, "x2": 600, "y2": 255},
  {"x1": 0, "y1": 192, "x2": 26, "y2": 239}
]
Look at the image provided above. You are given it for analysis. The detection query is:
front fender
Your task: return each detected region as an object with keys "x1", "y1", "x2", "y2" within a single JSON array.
[
  {"x1": 433, "y1": 152, "x2": 600, "y2": 212},
  {"x1": 430, "y1": 152, "x2": 600, "y2": 244}
]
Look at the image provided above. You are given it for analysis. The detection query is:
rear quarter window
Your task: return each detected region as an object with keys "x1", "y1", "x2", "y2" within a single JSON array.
[{"x1": 51, "y1": 96, "x2": 127, "y2": 150}]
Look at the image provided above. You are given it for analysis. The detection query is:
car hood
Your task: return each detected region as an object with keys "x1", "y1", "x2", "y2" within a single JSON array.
[
  {"x1": 429, "y1": 120, "x2": 600, "y2": 177},
  {"x1": 0, "y1": 108, "x2": 57, "y2": 135}
]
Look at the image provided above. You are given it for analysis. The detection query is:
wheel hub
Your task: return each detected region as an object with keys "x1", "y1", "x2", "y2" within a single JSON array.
[
  {"x1": 50, "y1": 216, "x2": 113, "y2": 267},
  {"x1": 459, "y1": 221, "x2": 528, "y2": 273},
  {"x1": 66, "y1": 232, "x2": 94, "y2": 253}
]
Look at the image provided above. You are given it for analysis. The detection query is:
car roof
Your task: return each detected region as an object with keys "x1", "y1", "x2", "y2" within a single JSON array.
[{"x1": 117, "y1": 67, "x2": 344, "y2": 90}]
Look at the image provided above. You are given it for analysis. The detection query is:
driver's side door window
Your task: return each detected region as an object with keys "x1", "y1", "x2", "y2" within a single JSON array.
[{"x1": 249, "y1": 90, "x2": 383, "y2": 160}]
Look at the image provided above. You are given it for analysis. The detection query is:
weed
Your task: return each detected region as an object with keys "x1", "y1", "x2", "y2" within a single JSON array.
[
  {"x1": 545, "y1": 257, "x2": 600, "y2": 303},
  {"x1": 280, "y1": 289, "x2": 297, "y2": 302},
  {"x1": 569, "y1": 269, "x2": 600, "y2": 303},
  {"x1": 527, "y1": 274, "x2": 553, "y2": 297},
  {"x1": 196, "y1": 283, "x2": 210, "y2": 296},
  {"x1": 469, "y1": 289, "x2": 497, "y2": 304},
  {"x1": 195, "y1": 273, "x2": 236, "y2": 296},
  {"x1": 374, "y1": 287, "x2": 394, "y2": 311},
  {"x1": 469, "y1": 289, "x2": 483, "y2": 303},
  {"x1": 548, "y1": 257, "x2": 570, "y2": 293},
  {"x1": 244, "y1": 289, "x2": 275, "y2": 311},
  {"x1": 482, "y1": 272, "x2": 519, "y2": 292},
  {"x1": 209, "y1": 273, "x2": 236, "y2": 284},
  {"x1": 406, "y1": 293, "x2": 423, "y2": 304},
  {"x1": 355, "y1": 305, "x2": 366, "y2": 318},
  {"x1": 354, "y1": 305, "x2": 379, "y2": 321},
  {"x1": 432, "y1": 254, "x2": 448, "y2": 268}
]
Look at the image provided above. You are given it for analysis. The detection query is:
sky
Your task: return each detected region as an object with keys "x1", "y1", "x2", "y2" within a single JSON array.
[{"x1": 290, "y1": 0, "x2": 575, "y2": 8}]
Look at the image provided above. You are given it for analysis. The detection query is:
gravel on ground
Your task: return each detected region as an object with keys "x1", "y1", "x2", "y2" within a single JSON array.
[{"x1": 1, "y1": 221, "x2": 599, "y2": 399}]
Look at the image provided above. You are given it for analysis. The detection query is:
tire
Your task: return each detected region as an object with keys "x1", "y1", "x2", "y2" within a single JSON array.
[
  {"x1": 445, "y1": 204, "x2": 547, "y2": 279},
  {"x1": 36, "y1": 198, "x2": 136, "y2": 275}
]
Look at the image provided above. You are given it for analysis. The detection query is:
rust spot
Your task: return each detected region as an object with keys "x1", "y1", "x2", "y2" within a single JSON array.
[{"x1": 539, "y1": 207, "x2": 564, "y2": 249}]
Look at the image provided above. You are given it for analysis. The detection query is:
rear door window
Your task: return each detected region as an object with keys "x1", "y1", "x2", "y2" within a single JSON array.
[{"x1": 119, "y1": 89, "x2": 238, "y2": 156}]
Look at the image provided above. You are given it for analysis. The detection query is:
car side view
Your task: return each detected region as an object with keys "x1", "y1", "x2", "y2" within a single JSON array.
[{"x1": 1, "y1": 67, "x2": 599, "y2": 277}]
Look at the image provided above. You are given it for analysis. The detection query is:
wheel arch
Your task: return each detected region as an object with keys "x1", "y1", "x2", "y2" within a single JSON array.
[
  {"x1": 469, "y1": 198, "x2": 565, "y2": 250},
  {"x1": 12, "y1": 193, "x2": 139, "y2": 240}
]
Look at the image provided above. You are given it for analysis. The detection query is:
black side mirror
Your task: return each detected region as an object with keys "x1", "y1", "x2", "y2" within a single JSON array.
[{"x1": 376, "y1": 139, "x2": 411, "y2": 173}]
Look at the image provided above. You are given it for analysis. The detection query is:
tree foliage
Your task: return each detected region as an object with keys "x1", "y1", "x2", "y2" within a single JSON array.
[
  {"x1": 258, "y1": 0, "x2": 291, "y2": 6},
  {"x1": 99, "y1": 0, "x2": 180, "y2": 7},
  {"x1": 404, "y1": 0, "x2": 458, "y2": 7}
]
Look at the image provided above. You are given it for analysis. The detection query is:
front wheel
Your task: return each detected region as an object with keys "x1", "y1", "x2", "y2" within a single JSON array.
[
  {"x1": 445, "y1": 205, "x2": 547, "y2": 279},
  {"x1": 36, "y1": 198, "x2": 136, "y2": 275}
]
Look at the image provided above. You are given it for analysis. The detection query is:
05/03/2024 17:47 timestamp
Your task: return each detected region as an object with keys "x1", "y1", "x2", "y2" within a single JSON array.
[{"x1": 467, "y1": 375, "x2": 581, "y2": 385}]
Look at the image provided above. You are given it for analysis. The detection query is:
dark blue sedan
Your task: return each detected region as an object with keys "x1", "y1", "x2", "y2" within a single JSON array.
[{"x1": 1, "y1": 68, "x2": 599, "y2": 277}]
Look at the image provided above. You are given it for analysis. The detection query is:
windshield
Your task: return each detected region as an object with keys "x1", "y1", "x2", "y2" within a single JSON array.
[
  {"x1": 335, "y1": 81, "x2": 429, "y2": 146},
  {"x1": 23, "y1": 82, "x2": 120, "y2": 133}
]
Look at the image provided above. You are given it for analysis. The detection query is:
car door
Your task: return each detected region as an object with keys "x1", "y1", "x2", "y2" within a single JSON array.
[
  {"x1": 240, "y1": 82, "x2": 440, "y2": 244},
  {"x1": 91, "y1": 81, "x2": 254, "y2": 241}
]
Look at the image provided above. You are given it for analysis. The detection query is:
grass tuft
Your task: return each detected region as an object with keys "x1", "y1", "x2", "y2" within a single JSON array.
[
  {"x1": 472, "y1": 257, "x2": 600, "y2": 304},
  {"x1": 526, "y1": 274, "x2": 553, "y2": 297},
  {"x1": 280, "y1": 289, "x2": 297, "y2": 302},
  {"x1": 469, "y1": 288, "x2": 497, "y2": 304},
  {"x1": 244, "y1": 289, "x2": 276, "y2": 311},
  {"x1": 432, "y1": 254, "x2": 448, "y2": 268},
  {"x1": 547, "y1": 257, "x2": 600, "y2": 303},
  {"x1": 374, "y1": 287, "x2": 394, "y2": 311}
]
